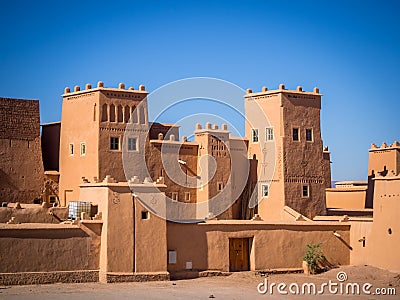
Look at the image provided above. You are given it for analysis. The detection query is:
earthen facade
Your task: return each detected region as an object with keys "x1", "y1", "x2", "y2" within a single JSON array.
[
  {"x1": 0, "y1": 81, "x2": 398, "y2": 285},
  {"x1": 0, "y1": 98, "x2": 44, "y2": 204}
]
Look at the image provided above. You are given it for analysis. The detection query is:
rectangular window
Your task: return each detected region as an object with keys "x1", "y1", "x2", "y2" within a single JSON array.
[
  {"x1": 292, "y1": 128, "x2": 299, "y2": 141},
  {"x1": 141, "y1": 211, "x2": 149, "y2": 219},
  {"x1": 302, "y1": 185, "x2": 310, "y2": 198},
  {"x1": 80, "y1": 143, "x2": 86, "y2": 156},
  {"x1": 69, "y1": 143, "x2": 74, "y2": 155},
  {"x1": 217, "y1": 182, "x2": 223, "y2": 191},
  {"x1": 128, "y1": 137, "x2": 137, "y2": 151},
  {"x1": 184, "y1": 192, "x2": 191, "y2": 202},
  {"x1": 171, "y1": 192, "x2": 178, "y2": 201},
  {"x1": 305, "y1": 129, "x2": 313, "y2": 142},
  {"x1": 252, "y1": 129, "x2": 259, "y2": 143},
  {"x1": 266, "y1": 127, "x2": 274, "y2": 141},
  {"x1": 110, "y1": 137, "x2": 120, "y2": 150},
  {"x1": 262, "y1": 184, "x2": 269, "y2": 197}
]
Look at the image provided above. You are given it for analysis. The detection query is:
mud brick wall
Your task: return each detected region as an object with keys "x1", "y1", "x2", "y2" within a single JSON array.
[
  {"x1": 0, "y1": 98, "x2": 44, "y2": 203},
  {"x1": 0, "y1": 98, "x2": 40, "y2": 140}
]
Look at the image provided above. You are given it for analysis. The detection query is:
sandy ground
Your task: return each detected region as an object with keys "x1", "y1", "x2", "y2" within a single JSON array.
[{"x1": 1, "y1": 266, "x2": 399, "y2": 300}]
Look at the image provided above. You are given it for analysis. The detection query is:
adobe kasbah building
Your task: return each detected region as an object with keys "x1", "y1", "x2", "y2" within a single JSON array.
[{"x1": 0, "y1": 79, "x2": 398, "y2": 285}]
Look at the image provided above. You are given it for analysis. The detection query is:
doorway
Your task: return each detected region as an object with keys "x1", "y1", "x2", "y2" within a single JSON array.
[{"x1": 229, "y1": 238, "x2": 250, "y2": 271}]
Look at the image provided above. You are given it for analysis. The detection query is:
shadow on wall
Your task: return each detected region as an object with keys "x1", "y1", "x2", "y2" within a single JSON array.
[{"x1": 0, "y1": 205, "x2": 69, "y2": 224}]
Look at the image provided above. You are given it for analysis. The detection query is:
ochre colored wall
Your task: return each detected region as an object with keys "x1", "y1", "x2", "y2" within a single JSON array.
[
  {"x1": 368, "y1": 147, "x2": 399, "y2": 176},
  {"x1": 0, "y1": 223, "x2": 100, "y2": 273},
  {"x1": 167, "y1": 221, "x2": 350, "y2": 273},
  {"x1": 245, "y1": 92, "x2": 285, "y2": 221},
  {"x1": 59, "y1": 91, "x2": 100, "y2": 205},
  {"x1": 134, "y1": 198, "x2": 167, "y2": 273},
  {"x1": 97, "y1": 91, "x2": 148, "y2": 183},
  {"x1": 79, "y1": 182, "x2": 168, "y2": 275},
  {"x1": 0, "y1": 97, "x2": 44, "y2": 204},
  {"x1": 349, "y1": 220, "x2": 373, "y2": 266},
  {"x1": 366, "y1": 177, "x2": 400, "y2": 272},
  {"x1": 245, "y1": 89, "x2": 329, "y2": 220},
  {"x1": 59, "y1": 86, "x2": 148, "y2": 206},
  {"x1": 0, "y1": 205, "x2": 68, "y2": 223},
  {"x1": 79, "y1": 184, "x2": 134, "y2": 274},
  {"x1": 326, "y1": 189, "x2": 367, "y2": 209},
  {"x1": 146, "y1": 140, "x2": 198, "y2": 204},
  {"x1": 0, "y1": 138, "x2": 44, "y2": 203}
]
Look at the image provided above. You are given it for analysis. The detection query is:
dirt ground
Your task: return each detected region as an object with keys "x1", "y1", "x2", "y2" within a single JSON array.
[{"x1": 1, "y1": 265, "x2": 399, "y2": 300}]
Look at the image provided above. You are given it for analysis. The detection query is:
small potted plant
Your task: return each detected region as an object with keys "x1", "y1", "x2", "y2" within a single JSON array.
[{"x1": 303, "y1": 243, "x2": 325, "y2": 275}]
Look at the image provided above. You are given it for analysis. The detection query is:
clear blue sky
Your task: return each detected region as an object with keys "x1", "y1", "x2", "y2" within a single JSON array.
[{"x1": 1, "y1": 0, "x2": 399, "y2": 181}]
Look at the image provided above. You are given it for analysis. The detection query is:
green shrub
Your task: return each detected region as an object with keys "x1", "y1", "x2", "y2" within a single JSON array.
[{"x1": 303, "y1": 243, "x2": 326, "y2": 274}]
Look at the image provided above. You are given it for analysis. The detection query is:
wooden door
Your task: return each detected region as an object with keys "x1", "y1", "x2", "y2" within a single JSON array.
[{"x1": 229, "y1": 238, "x2": 250, "y2": 271}]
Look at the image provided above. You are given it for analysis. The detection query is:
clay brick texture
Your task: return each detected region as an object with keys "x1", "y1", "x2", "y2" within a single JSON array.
[
  {"x1": 0, "y1": 98, "x2": 40, "y2": 140},
  {"x1": 0, "y1": 98, "x2": 44, "y2": 203}
]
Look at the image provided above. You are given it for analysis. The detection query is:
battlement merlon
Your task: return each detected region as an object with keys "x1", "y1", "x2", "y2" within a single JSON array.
[
  {"x1": 62, "y1": 81, "x2": 148, "y2": 97},
  {"x1": 194, "y1": 122, "x2": 229, "y2": 134},
  {"x1": 244, "y1": 84, "x2": 322, "y2": 98},
  {"x1": 369, "y1": 141, "x2": 400, "y2": 152}
]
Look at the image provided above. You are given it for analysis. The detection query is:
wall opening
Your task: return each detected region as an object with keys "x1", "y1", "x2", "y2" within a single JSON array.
[
  {"x1": 117, "y1": 105, "x2": 123, "y2": 122},
  {"x1": 131, "y1": 106, "x2": 138, "y2": 123},
  {"x1": 139, "y1": 106, "x2": 146, "y2": 124},
  {"x1": 110, "y1": 104, "x2": 116, "y2": 122},
  {"x1": 124, "y1": 106, "x2": 130, "y2": 123},
  {"x1": 141, "y1": 211, "x2": 149, "y2": 219},
  {"x1": 101, "y1": 104, "x2": 108, "y2": 122}
]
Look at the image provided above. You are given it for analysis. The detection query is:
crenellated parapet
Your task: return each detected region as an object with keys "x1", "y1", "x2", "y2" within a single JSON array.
[
  {"x1": 194, "y1": 122, "x2": 229, "y2": 132},
  {"x1": 368, "y1": 141, "x2": 400, "y2": 178},
  {"x1": 245, "y1": 84, "x2": 321, "y2": 96},
  {"x1": 63, "y1": 81, "x2": 147, "y2": 97},
  {"x1": 369, "y1": 141, "x2": 400, "y2": 152}
]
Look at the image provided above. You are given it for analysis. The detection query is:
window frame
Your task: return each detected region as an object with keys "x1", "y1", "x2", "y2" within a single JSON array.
[
  {"x1": 266, "y1": 127, "x2": 274, "y2": 141},
  {"x1": 69, "y1": 143, "x2": 74, "y2": 156},
  {"x1": 171, "y1": 192, "x2": 179, "y2": 201},
  {"x1": 305, "y1": 128, "x2": 313, "y2": 142},
  {"x1": 261, "y1": 184, "x2": 269, "y2": 198},
  {"x1": 80, "y1": 142, "x2": 86, "y2": 156},
  {"x1": 184, "y1": 192, "x2": 191, "y2": 202},
  {"x1": 302, "y1": 185, "x2": 310, "y2": 198},
  {"x1": 292, "y1": 127, "x2": 300, "y2": 142},
  {"x1": 252, "y1": 128, "x2": 259, "y2": 143},
  {"x1": 127, "y1": 137, "x2": 138, "y2": 151},
  {"x1": 110, "y1": 137, "x2": 120, "y2": 151}
]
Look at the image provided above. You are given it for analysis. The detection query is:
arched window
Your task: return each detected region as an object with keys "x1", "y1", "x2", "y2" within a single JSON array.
[
  {"x1": 117, "y1": 105, "x2": 123, "y2": 122},
  {"x1": 131, "y1": 106, "x2": 138, "y2": 123},
  {"x1": 110, "y1": 104, "x2": 116, "y2": 122},
  {"x1": 124, "y1": 106, "x2": 130, "y2": 123},
  {"x1": 101, "y1": 104, "x2": 108, "y2": 122},
  {"x1": 139, "y1": 106, "x2": 146, "y2": 124}
]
